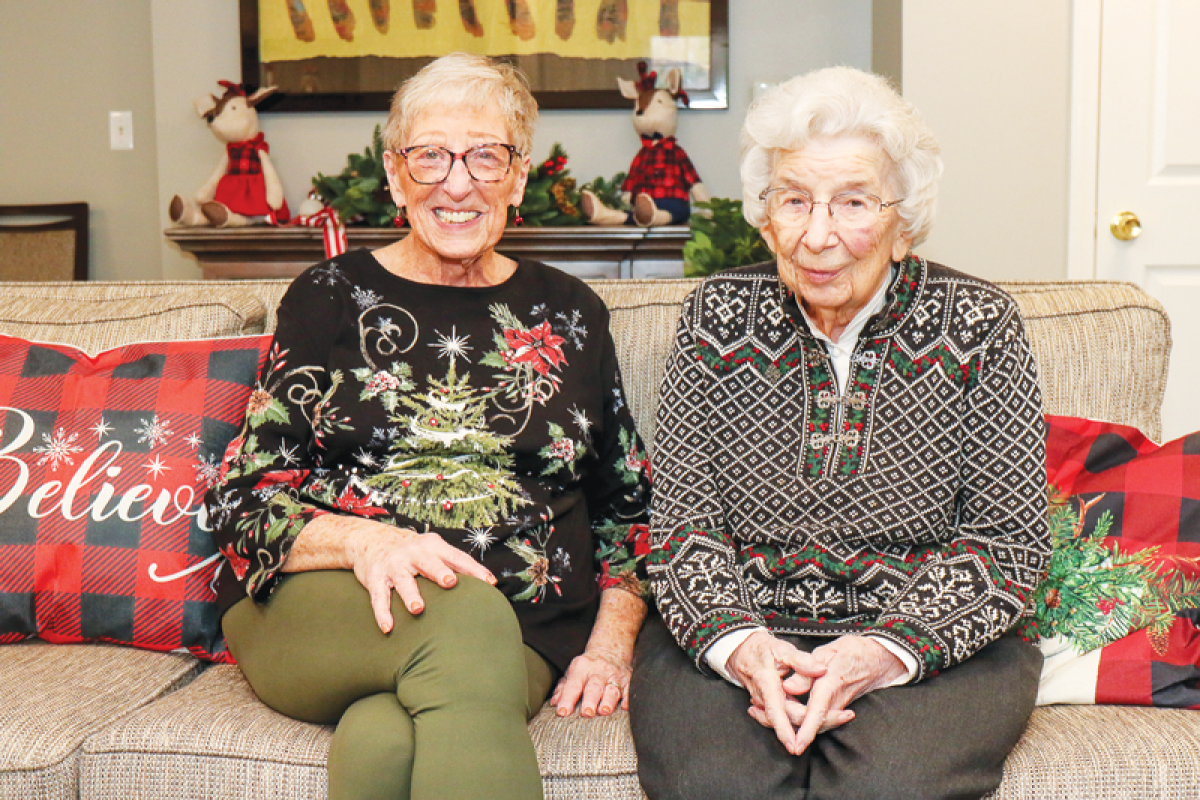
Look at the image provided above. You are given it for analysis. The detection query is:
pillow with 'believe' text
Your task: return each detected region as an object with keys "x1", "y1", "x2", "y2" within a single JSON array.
[{"x1": 0, "y1": 334, "x2": 270, "y2": 662}]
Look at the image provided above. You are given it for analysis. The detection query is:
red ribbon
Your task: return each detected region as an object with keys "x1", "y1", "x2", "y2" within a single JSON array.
[{"x1": 293, "y1": 201, "x2": 347, "y2": 259}]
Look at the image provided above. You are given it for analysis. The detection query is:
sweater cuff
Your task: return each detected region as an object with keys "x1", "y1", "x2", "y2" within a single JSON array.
[{"x1": 865, "y1": 634, "x2": 919, "y2": 686}]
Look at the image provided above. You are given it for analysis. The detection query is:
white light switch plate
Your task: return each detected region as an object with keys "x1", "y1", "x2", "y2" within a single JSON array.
[{"x1": 109, "y1": 110, "x2": 134, "y2": 150}]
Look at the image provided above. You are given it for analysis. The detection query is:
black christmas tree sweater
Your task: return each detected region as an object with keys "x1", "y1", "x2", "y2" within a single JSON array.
[
  {"x1": 207, "y1": 250, "x2": 651, "y2": 672},
  {"x1": 648, "y1": 256, "x2": 1050, "y2": 682}
]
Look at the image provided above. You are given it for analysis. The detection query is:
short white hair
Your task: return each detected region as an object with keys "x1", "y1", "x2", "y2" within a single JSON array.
[
  {"x1": 383, "y1": 53, "x2": 538, "y2": 156},
  {"x1": 740, "y1": 66, "x2": 942, "y2": 246}
]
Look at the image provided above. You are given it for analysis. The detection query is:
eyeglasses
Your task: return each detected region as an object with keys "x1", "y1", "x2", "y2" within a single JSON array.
[
  {"x1": 758, "y1": 187, "x2": 903, "y2": 229},
  {"x1": 397, "y1": 143, "x2": 520, "y2": 184}
]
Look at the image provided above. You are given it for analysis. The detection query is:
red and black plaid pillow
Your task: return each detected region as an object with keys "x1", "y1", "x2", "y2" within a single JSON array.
[
  {"x1": 1038, "y1": 415, "x2": 1200, "y2": 707},
  {"x1": 0, "y1": 334, "x2": 270, "y2": 662}
]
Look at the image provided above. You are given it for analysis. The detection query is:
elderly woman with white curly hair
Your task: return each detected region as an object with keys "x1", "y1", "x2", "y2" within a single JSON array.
[{"x1": 629, "y1": 66, "x2": 1050, "y2": 799}]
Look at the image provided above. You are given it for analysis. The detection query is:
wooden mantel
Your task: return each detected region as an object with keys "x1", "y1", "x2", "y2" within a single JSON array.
[{"x1": 165, "y1": 225, "x2": 692, "y2": 281}]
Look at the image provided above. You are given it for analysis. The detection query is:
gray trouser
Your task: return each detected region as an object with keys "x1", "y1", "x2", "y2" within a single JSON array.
[{"x1": 630, "y1": 616, "x2": 1041, "y2": 800}]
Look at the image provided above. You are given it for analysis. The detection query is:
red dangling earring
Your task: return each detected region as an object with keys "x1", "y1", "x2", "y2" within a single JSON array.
[
  {"x1": 513, "y1": 209, "x2": 524, "y2": 226},
  {"x1": 394, "y1": 207, "x2": 406, "y2": 227}
]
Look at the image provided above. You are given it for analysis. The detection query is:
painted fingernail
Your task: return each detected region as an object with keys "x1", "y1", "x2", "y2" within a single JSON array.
[
  {"x1": 557, "y1": 707, "x2": 569, "y2": 717},
  {"x1": 410, "y1": 603, "x2": 422, "y2": 613}
]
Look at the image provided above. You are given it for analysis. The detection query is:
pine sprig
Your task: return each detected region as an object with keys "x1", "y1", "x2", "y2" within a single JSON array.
[
  {"x1": 311, "y1": 125, "x2": 399, "y2": 227},
  {"x1": 1034, "y1": 485, "x2": 1200, "y2": 654},
  {"x1": 683, "y1": 198, "x2": 773, "y2": 277}
]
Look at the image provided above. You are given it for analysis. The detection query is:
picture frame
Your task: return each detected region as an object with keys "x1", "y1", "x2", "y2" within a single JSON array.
[{"x1": 239, "y1": 0, "x2": 728, "y2": 112}]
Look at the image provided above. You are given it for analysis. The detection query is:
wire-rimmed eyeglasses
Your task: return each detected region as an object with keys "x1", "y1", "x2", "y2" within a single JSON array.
[
  {"x1": 396, "y1": 143, "x2": 520, "y2": 185},
  {"x1": 758, "y1": 187, "x2": 904, "y2": 228}
]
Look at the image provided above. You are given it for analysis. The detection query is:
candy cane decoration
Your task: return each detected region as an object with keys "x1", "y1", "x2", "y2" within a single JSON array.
[{"x1": 295, "y1": 197, "x2": 349, "y2": 259}]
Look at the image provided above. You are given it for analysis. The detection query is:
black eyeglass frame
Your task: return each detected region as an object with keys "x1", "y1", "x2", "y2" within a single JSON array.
[{"x1": 396, "y1": 143, "x2": 522, "y2": 185}]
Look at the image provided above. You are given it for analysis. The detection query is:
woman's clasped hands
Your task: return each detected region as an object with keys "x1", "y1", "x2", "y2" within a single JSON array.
[{"x1": 727, "y1": 631, "x2": 908, "y2": 756}]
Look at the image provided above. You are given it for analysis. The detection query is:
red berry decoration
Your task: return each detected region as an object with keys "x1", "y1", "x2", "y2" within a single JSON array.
[{"x1": 443, "y1": 500, "x2": 453, "y2": 510}]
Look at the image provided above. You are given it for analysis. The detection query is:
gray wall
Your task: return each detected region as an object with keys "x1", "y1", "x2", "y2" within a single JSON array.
[
  {"x1": 1, "y1": 1, "x2": 1073, "y2": 284},
  {"x1": 0, "y1": 1, "x2": 162, "y2": 281},
  {"x1": 902, "y1": 1, "x2": 1072, "y2": 281}
]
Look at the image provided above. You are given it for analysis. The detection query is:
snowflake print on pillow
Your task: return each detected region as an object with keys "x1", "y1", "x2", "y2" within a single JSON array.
[{"x1": 0, "y1": 334, "x2": 270, "y2": 662}]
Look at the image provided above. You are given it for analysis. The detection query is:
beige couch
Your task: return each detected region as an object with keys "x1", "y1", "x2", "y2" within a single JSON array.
[{"x1": 0, "y1": 276, "x2": 1195, "y2": 800}]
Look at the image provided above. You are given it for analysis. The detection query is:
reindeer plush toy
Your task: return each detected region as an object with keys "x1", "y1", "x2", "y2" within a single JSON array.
[
  {"x1": 582, "y1": 62, "x2": 709, "y2": 227},
  {"x1": 169, "y1": 81, "x2": 290, "y2": 228}
]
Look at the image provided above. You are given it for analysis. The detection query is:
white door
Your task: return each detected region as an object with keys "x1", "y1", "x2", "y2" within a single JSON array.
[{"x1": 1093, "y1": 0, "x2": 1200, "y2": 442}]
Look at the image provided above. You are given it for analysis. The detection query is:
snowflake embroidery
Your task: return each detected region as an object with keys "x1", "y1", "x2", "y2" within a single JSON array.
[
  {"x1": 185, "y1": 432, "x2": 202, "y2": 450},
  {"x1": 34, "y1": 428, "x2": 83, "y2": 471},
  {"x1": 194, "y1": 453, "x2": 222, "y2": 488},
  {"x1": 553, "y1": 548, "x2": 572, "y2": 572},
  {"x1": 554, "y1": 309, "x2": 588, "y2": 351},
  {"x1": 431, "y1": 326, "x2": 473, "y2": 363},
  {"x1": 569, "y1": 405, "x2": 593, "y2": 438},
  {"x1": 530, "y1": 303, "x2": 550, "y2": 320},
  {"x1": 611, "y1": 386, "x2": 625, "y2": 413},
  {"x1": 90, "y1": 418, "x2": 113, "y2": 440},
  {"x1": 465, "y1": 526, "x2": 498, "y2": 554},
  {"x1": 311, "y1": 263, "x2": 343, "y2": 286},
  {"x1": 278, "y1": 441, "x2": 300, "y2": 466},
  {"x1": 135, "y1": 415, "x2": 173, "y2": 449},
  {"x1": 352, "y1": 286, "x2": 382, "y2": 309},
  {"x1": 354, "y1": 448, "x2": 380, "y2": 469},
  {"x1": 144, "y1": 455, "x2": 170, "y2": 478}
]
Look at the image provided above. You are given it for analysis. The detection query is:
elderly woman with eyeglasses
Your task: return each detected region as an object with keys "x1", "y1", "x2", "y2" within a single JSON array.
[
  {"x1": 629, "y1": 66, "x2": 1049, "y2": 800},
  {"x1": 206, "y1": 53, "x2": 651, "y2": 800}
]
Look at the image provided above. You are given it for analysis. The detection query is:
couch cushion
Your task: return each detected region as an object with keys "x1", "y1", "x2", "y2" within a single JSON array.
[
  {"x1": 82, "y1": 663, "x2": 649, "y2": 800},
  {"x1": 81, "y1": 664, "x2": 331, "y2": 799},
  {"x1": 589, "y1": 279, "x2": 696, "y2": 456},
  {"x1": 1001, "y1": 280, "x2": 1170, "y2": 441},
  {"x1": 529, "y1": 704, "x2": 647, "y2": 800},
  {"x1": 987, "y1": 704, "x2": 1200, "y2": 799},
  {"x1": 0, "y1": 290, "x2": 267, "y2": 355},
  {"x1": 0, "y1": 335, "x2": 271, "y2": 661},
  {"x1": 0, "y1": 642, "x2": 199, "y2": 800}
]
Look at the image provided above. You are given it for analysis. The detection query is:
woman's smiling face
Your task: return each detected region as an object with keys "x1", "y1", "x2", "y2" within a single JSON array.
[{"x1": 384, "y1": 101, "x2": 529, "y2": 269}]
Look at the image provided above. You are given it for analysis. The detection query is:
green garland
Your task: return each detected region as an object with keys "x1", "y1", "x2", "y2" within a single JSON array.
[
  {"x1": 311, "y1": 135, "x2": 623, "y2": 229},
  {"x1": 310, "y1": 125, "x2": 399, "y2": 228},
  {"x1": 683, "y1": 198, "x2": 773, "y2": 277}
]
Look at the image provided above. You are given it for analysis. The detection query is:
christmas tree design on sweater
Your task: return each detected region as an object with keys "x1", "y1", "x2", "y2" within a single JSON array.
[{"x1": 364, "y1": 360, "x2": 526, "y2": 528}]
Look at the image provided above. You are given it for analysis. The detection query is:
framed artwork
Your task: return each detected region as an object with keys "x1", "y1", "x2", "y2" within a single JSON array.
[{"x1": 240, "y1": 0, "x2": 728, "y2": 111}]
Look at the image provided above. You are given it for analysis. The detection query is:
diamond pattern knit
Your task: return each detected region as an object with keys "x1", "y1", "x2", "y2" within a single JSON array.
[{"x1": 648, "y1": 256, "x2": 1050, "y2": 681}]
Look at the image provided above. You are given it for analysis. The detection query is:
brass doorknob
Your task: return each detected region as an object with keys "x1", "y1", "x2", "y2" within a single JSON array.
[{"x1": 1110, "y1": 211, "x2": 1142, "y2": 241}]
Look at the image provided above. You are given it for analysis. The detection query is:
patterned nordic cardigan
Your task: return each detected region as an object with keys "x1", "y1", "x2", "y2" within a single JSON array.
[{"x1": 648, "y1": 256, "x2": 1051, "y2": 682}]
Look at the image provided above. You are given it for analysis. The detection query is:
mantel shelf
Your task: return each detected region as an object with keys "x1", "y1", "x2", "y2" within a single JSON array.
[{"x1": 165, "y1": 225, "x2": 692, "y2": 281}]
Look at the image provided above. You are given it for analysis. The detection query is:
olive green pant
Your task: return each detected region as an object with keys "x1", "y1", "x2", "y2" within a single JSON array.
[{"x1": 223, "y1": 570, "x2": 554, "y2": 800}]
